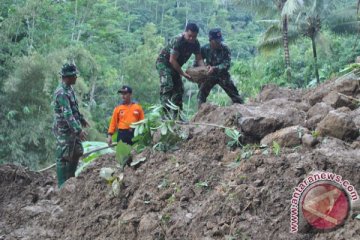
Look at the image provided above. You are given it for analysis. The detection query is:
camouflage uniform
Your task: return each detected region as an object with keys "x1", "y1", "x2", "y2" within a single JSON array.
[
  {"x1": 156, "y1": 34, "x2": 201, "y2": 112},
  {"x1": 198, "y1": 43, "x2": 243, "y2": 106},
  {"x1": 52, "y1": 64, "x2": 85, "y2": 187}
]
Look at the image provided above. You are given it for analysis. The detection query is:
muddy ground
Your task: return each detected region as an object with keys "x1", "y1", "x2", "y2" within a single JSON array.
[{"x1": 1, "y1": 73, "x2": 359, "y2": 240}]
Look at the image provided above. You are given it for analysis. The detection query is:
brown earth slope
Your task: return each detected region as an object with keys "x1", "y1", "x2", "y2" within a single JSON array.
[{"x1": 1, "y1": 72, "x2": 359, "y2": 240}]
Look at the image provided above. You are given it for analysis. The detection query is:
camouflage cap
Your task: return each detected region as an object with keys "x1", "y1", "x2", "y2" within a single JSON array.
[
  {"x1": 60, "y1": 63, "x2": 78, "y2": 77},
  {"x1": 209, "y1": 28, "x2": 224, "y2": 42}
]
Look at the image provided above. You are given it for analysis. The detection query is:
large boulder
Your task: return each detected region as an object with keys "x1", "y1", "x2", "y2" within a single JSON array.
[
  {"x1": 193, "y1": 99, "x2": 307, "y2": 143},
  {"x1": 350, "y1": 107, "x2": 360, "y2": 129},
  {"x1": 304, "y1": 73, "x2": 359, "y2": 106},
  {"x1": 305, "y1": 102, "x2": 334, "y2": 129},
  {"x1": 316, "y1": 108, "x2": 359, "y2": 141},
  {"x1": 307, "y1": 102, "x2": 334, "y2": 119},
  {"x1": 260, "y1": 125, "x2": 309, "y2": 147},
  {"x1": 256, "y1": 84, "x2": 303, "y2": 102},
  {"x1": 322, "y1": 91, "x2": 357, "y2": 110},
  {"x1": 239, "y1": 99, "x2": 308, "y2": 142},
  {"x1": 333, "y1": 74, "x2": 359, "y2": 95}
]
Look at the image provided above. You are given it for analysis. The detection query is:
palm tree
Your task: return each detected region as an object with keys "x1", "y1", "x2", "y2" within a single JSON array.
[
  {"x1": 236, "y1": 0, "x2": 304, "y2": 82},
  {"x1": 251, "y1": 0, "x2": 360, "y2": 85},
  {"x1": 296, "y1": 0, "x2": 360, "y2": 84}
]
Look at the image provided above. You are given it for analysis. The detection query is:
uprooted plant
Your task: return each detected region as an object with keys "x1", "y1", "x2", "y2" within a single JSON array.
[{"x1": 131, "y1": 101, "x2": 243, "y2": 153}]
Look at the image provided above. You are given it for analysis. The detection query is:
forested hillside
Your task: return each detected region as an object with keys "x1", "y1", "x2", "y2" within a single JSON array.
[{"x1": 0, "y1": 0, "x2": 359, "y2": 169}]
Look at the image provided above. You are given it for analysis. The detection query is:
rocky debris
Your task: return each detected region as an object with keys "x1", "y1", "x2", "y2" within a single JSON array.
[
  {"x1": 322, "y1": 91, "x2": 357, "y2": 109},
  {"x1": 195, "y1": 99, "x2": 307, "y2": 143},
  {"x1": 1, "y1": 73, "x2": 360, "y2": 240},
  {"x1": 260, "y1": 125, "x2": 309, "y2": 147},
  {"x1": 351, "y1": 107, "x2": 360, "y2": 129},
  {"x1": 307, "y1": 102, "x2": 334, "y2": 119},
  {"x1": 305, "y1": 102, "x2": 334, "y2": 129},
  {"x1": 304, "y1": 73, "x2": 359, "y2": 106},
  {"x1": 256, "y1": 84, "x2": 303, "y2": 102},
  {"x1": 316, "y1": 108, "x2": 359, "y2": 141}
]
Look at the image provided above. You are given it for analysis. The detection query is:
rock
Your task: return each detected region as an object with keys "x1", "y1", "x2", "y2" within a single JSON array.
[
  {"x1": 193, "y1": 99, "x2": 307, "y2": 144},
  {"x1": 185, "y1": 66, "x2": 209, "y2": 83},
  {"x1": 138, "y1": 213, "x2": 158, "y2": 233},
  {"x1": 59, "y1": 178, "x2": 76, "y2": 194},
  {"x1": 260, "y1": 125, "x2": 309, "y2": 147},
  {"x1": 253, "y1": 179, "x2": 264, "y2": 187},
  {"x1": 304, "y1": 75, "x2": 359, "y2": 106},
  {"x1": 302, "y1": 133, "x2": 318, "y2": 147},
  {"x1": 306, "y1": 87, "x2": 330, "y2": 106},
  {"x1": 350, "y1": 107, "x2": 360, "y2": 128},
  {"x1": 305, "y1": 115, "x2": 325, "y2": 130},
  {"x1": 256, "y1": 84, "x2": 302, "y2": 102},
  {"x1": 323, "y1": 91, "x2": 357, "y2": 110},
  {"x1": 307, "y1": 102, "x2": 334, "y2": 119},
  {"x1": 333, "y1": 74, "x2": 359, "y2": 95},
  {"x1": 239, "y1": 99, "x2": 307, "y2": 143},
  {"x1": 316, "y1": 109, "x2": 359, "y2": 141},
  {"x1": 351, "y1": 141, "x2": 360, "y2": 149}
]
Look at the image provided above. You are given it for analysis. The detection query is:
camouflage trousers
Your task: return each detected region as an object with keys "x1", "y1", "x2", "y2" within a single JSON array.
[
  {"x1": 54, "y1": 133, "x2": 83, "y2": 188},
  {"x1": 156, "y1": 61, "x2": 184, "y2": 112},
  {"x1": 197, "y1": 73, "x2": 243, "y2": 107}
]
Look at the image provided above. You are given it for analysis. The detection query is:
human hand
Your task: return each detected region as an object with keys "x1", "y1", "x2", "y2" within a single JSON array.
[
  {"x1": 107, "y1": 135, "x2": 113, "y2": 146},
  {"x1": 182, "y1": 72, "x2": 192, "y2": 80},
  {"x1": 81, "y1": 119, "x2": 90, "y2": 128},
  {"x1": 79, "y1": 130, "x2": 88, "y2": 141},
  {"x1": 207, "y1": 66, "x2": 216, "y2": 74}
]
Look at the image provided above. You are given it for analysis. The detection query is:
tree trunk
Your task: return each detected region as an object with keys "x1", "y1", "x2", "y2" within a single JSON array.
[
  {"x1": 160, "y1": 3, "x2": 164, "y2": 34},
  {"x1": 89, "y1": 79, "x2": 96, "y2": 110},
  {"x1": 282, "y1": 15, "x2": 291, "y2": 82},
  {"x1": 71, "y1": 0, "x2": 78, "y2": 41},
  {"x1": 311, "y1": 36, "x2": 320, "y2": 84},
  {"x1": 184, "y1": 0, "x2": 188, "y2": 27}
]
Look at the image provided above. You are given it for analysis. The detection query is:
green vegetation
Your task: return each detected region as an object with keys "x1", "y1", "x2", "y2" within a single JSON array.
[{"x1": 1, "y1": 0, "x2": 359, "y2": 168}]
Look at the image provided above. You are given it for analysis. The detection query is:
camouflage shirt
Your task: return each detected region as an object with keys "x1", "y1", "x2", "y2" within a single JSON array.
[
  {"x1": 157, "y1": 34, "x2": 201, "y2": 67},
  {"x1": 52, "y1": 83, "x2": 84, "y2": 136},
  {"x1": 201, "y1": 43, "x2": 231, "y2": 75}
]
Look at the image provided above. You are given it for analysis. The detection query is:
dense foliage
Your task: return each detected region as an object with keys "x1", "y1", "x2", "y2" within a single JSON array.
[{"x1": 0, "y1": 0, "x2": 359, "y2": 168}]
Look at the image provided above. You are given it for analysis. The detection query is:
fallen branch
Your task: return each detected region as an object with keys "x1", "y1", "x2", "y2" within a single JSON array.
[
  {"x1": 337, "y1": 93, "x2": 360, "y2": 103},
  {"x1": 175, "y1": 120, "x2": 229, "y2": 129},
  {"x1": 37, "y1": 143, "x2": 117, "y2": 172}
]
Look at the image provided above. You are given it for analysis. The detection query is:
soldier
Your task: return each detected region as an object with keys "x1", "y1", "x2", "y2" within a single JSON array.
[
  {"x1": 156, "y1": 22, "x2": 205, "y2": 118},
  {"x1": 107, "y1": 85, "x2": 145, "y2": 146},
  {"x1": 198, "y1": 28, "x2": 243, "y2": 108},
  {"x1": 52, "y1": 63, "x2": 89, "y2": 188}
]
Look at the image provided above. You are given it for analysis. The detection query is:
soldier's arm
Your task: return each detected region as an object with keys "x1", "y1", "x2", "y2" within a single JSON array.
[
  {"x1": 57, "y1": 93, "x2": 82, "y2": 134},
  {"x1": 169, "y1": 37, "x2": 191, "y2": 79},
  {"x1": 169, "y1": 54, "x2": 185, "y2": 76},
  {"x1": 195, "y1": 53, "x2": 205, "y2": 67},
  {"x1": 194, "y1": 41, "x2": 205, "y2": 66},
  {"x1": 214, "y1": 46, "x2": 231, "y2": 71}
]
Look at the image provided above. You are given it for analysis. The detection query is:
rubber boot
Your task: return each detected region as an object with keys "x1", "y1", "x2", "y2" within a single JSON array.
[
  {"x1": 56, "y1": 160, "x2": 67, "y2": 188},
  {"x1": 68, "y1": 157, "x2": 79, "y2": 178}
]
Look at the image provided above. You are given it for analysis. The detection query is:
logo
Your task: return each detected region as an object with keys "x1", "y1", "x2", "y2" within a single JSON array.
[
  {"x1": 302, "y1": 183, "x2": 349, "y2": 230},
  {"x1": 290, "y1": 171, "x2": 358, "y2": 233}
]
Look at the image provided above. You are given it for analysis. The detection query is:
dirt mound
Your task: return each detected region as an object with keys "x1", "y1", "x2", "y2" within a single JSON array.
[{"x1": 1, "y1": 74, "x2": 360, "y2": 240}]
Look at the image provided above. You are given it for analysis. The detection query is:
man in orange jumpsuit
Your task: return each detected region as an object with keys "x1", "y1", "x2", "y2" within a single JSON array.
[{"x1": 107, "y1": 86, "x2": 145, "y2": 145}]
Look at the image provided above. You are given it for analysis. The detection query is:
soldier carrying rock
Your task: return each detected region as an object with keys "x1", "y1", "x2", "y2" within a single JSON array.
[{"x1": 197, "y1": 28, "x2": 243, "y2": 108}]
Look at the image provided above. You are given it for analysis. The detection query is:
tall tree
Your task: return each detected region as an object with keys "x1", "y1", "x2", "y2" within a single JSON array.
[{"x1": 236, "y1": 0, "x2": 304, "y2": 82}]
